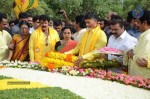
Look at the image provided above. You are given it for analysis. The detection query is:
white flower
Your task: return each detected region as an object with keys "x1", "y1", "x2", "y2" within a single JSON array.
[
  {"x1": 10, "y1": 61, "x2": 14, "y2": 64},
  {"x1": 69, "y1": 70, "x2": 79, "y2": 76},
  {"x1": 14, "y1": 63, "x2": 17, "y2": 66}
]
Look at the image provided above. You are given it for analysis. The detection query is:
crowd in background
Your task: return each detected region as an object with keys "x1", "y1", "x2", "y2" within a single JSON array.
[{"x1": 0, "y1": 8, "x2": 150, "y2": 79}]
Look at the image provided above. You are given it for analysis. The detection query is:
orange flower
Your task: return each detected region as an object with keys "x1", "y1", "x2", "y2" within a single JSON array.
[
  {"x1": 47, "y1": 62, "x2": 55, "y2": 70},
  {"x1": 45, "y1": 52, "x2": 49, "y2": 57},
  {"x1": 65, "y1": 54, "x2": 72, "y2": 62}
]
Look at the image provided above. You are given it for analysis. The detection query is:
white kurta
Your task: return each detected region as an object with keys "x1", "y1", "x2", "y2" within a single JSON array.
[
  {"x1": 72, "y1": 28, "x2": 87, "y2": 42},
  {"x1": 0, "y1": 30, "x2": 12, "y2": 61},
  {"x1": 107, "y1": 30, "x2": 137, "y2": 62},
  {"x1": 129, "y1": 29, "x2": 150, "y2": 78}
]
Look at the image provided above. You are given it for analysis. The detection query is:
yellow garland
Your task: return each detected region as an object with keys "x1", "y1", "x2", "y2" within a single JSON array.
[{"x1": 40, "y1": 52, "x2": 78, "y2": 69}]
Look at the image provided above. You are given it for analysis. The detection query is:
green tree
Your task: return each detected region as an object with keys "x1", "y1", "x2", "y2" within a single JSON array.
[
  {"x1": 26, "y1": 0, "x2": 54, "y2": 17},
  {"x1": 0, "y1": 0, "x2": 13, "y2": 19},
  {"x1": 123, "y1": 0, "x2": 150, "y2": 19},
  {"x1": 45, "y1": 0, "x2": 124, "y2": 20},
  {"x1": 1, "y1": 0, "x2": 150, "y2": 21}
]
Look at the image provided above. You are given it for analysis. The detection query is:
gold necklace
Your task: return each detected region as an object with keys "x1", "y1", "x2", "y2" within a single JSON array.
[{"x1": 44, "y1": 30, "x2": 49, "y2": 46}]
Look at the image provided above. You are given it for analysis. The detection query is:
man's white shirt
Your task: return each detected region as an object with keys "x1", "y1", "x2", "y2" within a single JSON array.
[
  {"x1": 107, "y1": 30, "x2": 138, "y2": 62},
  {"x1": 72, "y1": 28, "x2": 87, "y2": 42}
]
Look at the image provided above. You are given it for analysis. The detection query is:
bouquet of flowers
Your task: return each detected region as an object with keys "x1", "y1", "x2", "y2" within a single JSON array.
[{"x1": 40, "y1": 52, "x2": 78, "y2": 70}]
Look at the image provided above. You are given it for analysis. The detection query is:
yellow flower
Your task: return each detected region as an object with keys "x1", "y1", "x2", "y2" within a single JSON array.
[
  {"x1": 55, "y1": 52, "x2": 61, "y2": 59},
  {"x1": 48, "y1": 52, "x2": 54, "y2": 58},
  {"x1": 40, "y1": 58, "x2": 48, "y2": 67},
  {"x1": 68, "y1": 62, "x2": 74, "y2": 67},
  {"x1": 41, "y1": 52, "x2": 77, "y2": 68},
  {"x1": 60, "y1": 60, "x2": 65, "y2": 66},
  {"x1": 72, "y1": 56, "x2": 78, "y2": 62},
  {"x1": 59, "y1": 54, "x2": 66, "y2": 60}
]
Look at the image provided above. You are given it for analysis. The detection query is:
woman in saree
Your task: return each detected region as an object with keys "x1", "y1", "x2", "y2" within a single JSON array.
[
  {"x1": 7, "y1": 21, "x2": 30, "y2": 61},
  {"x1": 55, "y1": 26, "x2": 77, "y2": 53}
]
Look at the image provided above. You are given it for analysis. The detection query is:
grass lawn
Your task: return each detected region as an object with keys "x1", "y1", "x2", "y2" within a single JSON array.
[{"x1": 0, "y1": 75, "x2": 83, "y2": 99}]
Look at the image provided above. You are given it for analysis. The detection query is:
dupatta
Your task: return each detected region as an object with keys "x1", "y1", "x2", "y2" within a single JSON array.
[{"x1": 79, "y1": 25, "x2": 102, "y2": 55}]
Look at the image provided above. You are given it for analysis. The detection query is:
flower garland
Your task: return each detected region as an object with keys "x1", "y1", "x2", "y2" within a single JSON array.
[
  {"x1": 40, "y1": 52, "x2": 78, "y2": 70},
  {"x1": 56, "y1": 66, "x2": 150, "y2": 90},
  {"x1": 1, "y1": 60, "x2": 150, "y2": 90},
  {"x1": 80, "y1": 59, "x2": 123, "y2": 69},
  {"x1": 0, "y1": 60, "x2": 44, "y2": 70}
]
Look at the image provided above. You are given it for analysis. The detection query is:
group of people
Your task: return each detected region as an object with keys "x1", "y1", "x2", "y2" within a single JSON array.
[{"x1": 0, "y1": 8, "x2": 150, "y2": 79}]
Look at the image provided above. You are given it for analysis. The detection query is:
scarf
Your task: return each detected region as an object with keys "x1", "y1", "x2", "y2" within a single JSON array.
[{"x1": 79, "y1": 25, "x2": 102, "y2": 55}]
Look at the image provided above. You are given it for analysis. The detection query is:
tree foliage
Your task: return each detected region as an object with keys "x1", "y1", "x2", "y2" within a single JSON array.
[
  {"x1": 123, "y1": 0, "x2": 150, "y2": 19},
  {"x1": 26, "y1": 0, "x2": 54, "y2": 17},
  {"x1": 0, "y1": 0, "x2": 150, "y2": 21},
  {"x1": 45, "y1": 0, "x2": 124, "y2": 20},
  {"x1": 0, "y1": 0, "x2": 13, "y2": 19}
]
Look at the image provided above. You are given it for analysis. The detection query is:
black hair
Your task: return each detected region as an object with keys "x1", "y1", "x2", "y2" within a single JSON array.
[
  {"x1": 111, "y1": 15, "x2": 123, "y2": 21},
  {"x1": 33, "y1": 15, "x2": 39, "y2": 22},
  {"x1": 139, "y1": 10, "x2": 150, "y2": 25},
  {"x1": 61, "y1": 26, "x2": 75, "y2": 34},
  {"x1": 100, "y1": 19, "x2": 108, "y2": 26},
  {"x1": 18, "y1": 12, "x2": 28, "y2": 19},
  {"x1": 53, "y1": 20, "x2": 62, "y2": 26},
  {"x1": 27, "y1": 14, "x2": 32, "y2": 18},
  {"x1": 127, "y1": 11, "x2": 135, "y2": 23},
  {"x1": 39, "y1": 15, "x2": 50, "y2": 22},
  {"x1": 14, "y1": 19, "x2": 19, "y2": 25},
  {"x1": 0, "y1": 13, "x2": 7, "y2": 22},
  {"x1": 19, "y1": 21, "x2": 30, "y2": 28},
  {"x1": 9, "y1": 20, "x2": 15, "y2": 25},
  {"x1": 97, "y1": 16, "x2": 101, "y2": 22},
  {"x1": 110, "y1": 19, "x2": 124, "y2": 27},
  {"x1": 75, "y1": 15, "x2": 86, "y2": 28},
  {"x1": 85, "y1": 12, "x2": 98, "y2": 20}
]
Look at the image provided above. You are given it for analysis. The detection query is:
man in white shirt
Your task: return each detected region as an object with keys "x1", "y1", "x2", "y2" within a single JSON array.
[
  {"x1": 53, "y1": 20, "x2": 63, "y2": 40},
  {"x1": 107, "y1": 19, "x2": 137, "y2": 62},
  {"x1": 0, "y1": 13, "x2": 12, "y2": 61},
  {"x1": 73, "y1": 15, "x2": 87, "y2": 42},
  {"x1": 29, "y1": 15, "x2": 40, "y2": 33}
]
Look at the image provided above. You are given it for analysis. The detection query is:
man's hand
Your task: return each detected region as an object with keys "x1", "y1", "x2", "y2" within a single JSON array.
[
  {"x1": 74, "y1": 56, "x2": 83, "y2": 66},
  {"x1": 136, "y1": 58, "x2": 148, "y2": 67},
  {"x1": 127, "y1": 49, "x2": 134, "y2": 59},
  {"x1": 60, "y1": 10, "x2": 72, "y2": 25},
  {"x1": 60, "y1": 10, "x2": 67, "y2": 18},
  {"x1": 8, "y1": 44, "x2": 14, "y2": 50}
]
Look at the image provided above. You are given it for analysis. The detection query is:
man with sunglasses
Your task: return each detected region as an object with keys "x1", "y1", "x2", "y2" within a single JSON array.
[{"x1": 29, "y1": 15, "x2": 59, "y2": 63}]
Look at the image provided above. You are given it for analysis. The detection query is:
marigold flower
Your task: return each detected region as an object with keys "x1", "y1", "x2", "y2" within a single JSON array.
[
  {"x1": 47, "y1": 62, "x2": 55, "y2": 70},
  {"x1": 40, "y1": 52, "x2": 78, "y2": 69},
  {"x1": 45, "y1": 52, "x2": 49, "y2": 57}
]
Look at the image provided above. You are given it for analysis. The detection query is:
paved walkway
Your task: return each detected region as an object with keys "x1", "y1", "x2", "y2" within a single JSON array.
[{"x1": 0, "y1": 68, "x2": 149, "y2": 99}]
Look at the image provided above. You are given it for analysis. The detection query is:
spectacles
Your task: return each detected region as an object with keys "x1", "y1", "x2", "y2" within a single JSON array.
[{"x1": 45, "y1": 37, "x2": 48, "y2": 46}]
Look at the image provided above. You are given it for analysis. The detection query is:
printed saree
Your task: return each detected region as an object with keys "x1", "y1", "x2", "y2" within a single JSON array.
[{"x1": 11, "y1": 34, "x2": 30, "y2": 61}]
